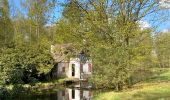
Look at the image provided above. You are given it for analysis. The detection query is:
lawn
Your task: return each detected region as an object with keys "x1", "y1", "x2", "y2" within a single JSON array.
[{"x1": 94, "y1": 68, "x2": 170, "y2": 100}]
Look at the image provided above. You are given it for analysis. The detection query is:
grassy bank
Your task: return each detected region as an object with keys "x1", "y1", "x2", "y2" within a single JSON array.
[
  {"x1": 0, "y1": 78, "x2": 68, "y2": 99},
  {"x1": 2, "y1": 68, "x2": 170, "y2": 99},
  {"x1": 94, "y1": 68, "x2": 170, "y2": 100},
  {"x1": 94, "y1": 82, "x2": 170, "y2": 100}
]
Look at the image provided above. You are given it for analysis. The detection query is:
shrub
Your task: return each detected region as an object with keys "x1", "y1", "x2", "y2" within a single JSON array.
[
  {"x1": 11, "y1": 85, "x2": 26, "y2": 96},
  {"x1": 0, "y1": 44, "x2": 54, "y2": 85},
  {"x1": 0, "y1": 86, "x2": 10, "y2": 99}
]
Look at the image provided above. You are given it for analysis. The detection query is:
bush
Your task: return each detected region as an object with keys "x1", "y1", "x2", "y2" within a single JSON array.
[
  {"x1": 11, "y1": 85, "x2": 26, "y2": 96},
  {"x1": 6, "y1": 68, "x2": 24, "y2": 84},
  {"x1": 0, "y1": 44, "x2": 54, "y2": 85},
  {"x1": 0, "y1": 86, "x2": 10, "y2": 99}
]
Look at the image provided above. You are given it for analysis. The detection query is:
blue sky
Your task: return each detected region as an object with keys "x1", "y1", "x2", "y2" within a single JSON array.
[
  {"x1": 8, "y1": 0, "x2": 63, "y2": 23},
  {"x1": 8, "y1": 0, "x2": 170, "y2": 32}
]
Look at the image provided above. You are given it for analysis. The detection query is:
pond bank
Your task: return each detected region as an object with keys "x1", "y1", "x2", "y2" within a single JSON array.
[
  {"x1": 0, "y1": 78, "x2": 92, "y2": 99},
  {"x1": 0, "y1": 78, "x2": 67, "y2": 99},
  {"x1": 93, "y1": 81, "x2": 170, "y2": 100},
  {"x1": 2, "y1": 68, "x2": 170, "y2": 100}
]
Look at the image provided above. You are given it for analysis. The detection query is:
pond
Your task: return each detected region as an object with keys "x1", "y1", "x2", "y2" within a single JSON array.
[
  {"x1": 10, "y1": 81, "x2": 170, "y2": 100},
  {"x1": 13, "y1": 82, "x2": 94, "y2": 100},
  {"x1": 17, "y1": 88, "x2": 93, "y2": 100}
]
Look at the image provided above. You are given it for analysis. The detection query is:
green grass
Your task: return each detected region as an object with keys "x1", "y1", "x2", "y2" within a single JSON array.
[
  {"x1": 94, "y1": 82, "x2": 170, "y2": 100},
  {"x1": 145, "y1": 68, "x2": 170, "y2": 83},
  {"x1": 94, "y1": 68, "x2": 170, "y2": 100}
]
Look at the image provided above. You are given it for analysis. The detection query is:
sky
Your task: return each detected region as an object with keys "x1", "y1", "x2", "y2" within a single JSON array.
[
  {"x1": 8, "y1": 0, "x2": 170, "y2": 32},
  {"x1": 8, "y1": 0, "x2": 63, "y2": 24}
]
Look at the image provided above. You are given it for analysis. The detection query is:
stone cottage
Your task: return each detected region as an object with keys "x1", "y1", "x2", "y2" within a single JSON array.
[{"x1": 51, "y1": 44, "x2": 92, "y2": 80}]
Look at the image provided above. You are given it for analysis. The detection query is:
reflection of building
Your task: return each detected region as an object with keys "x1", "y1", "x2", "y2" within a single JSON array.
[{"x1": 57, "y1": 88, "x2": 92, "y2": 100}]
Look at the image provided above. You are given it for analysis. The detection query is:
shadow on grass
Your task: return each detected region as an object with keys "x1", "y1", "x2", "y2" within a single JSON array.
[
  {"x1": 147, "y1": 73, "x2": 170, "y2": 83},
  {"x1": 152, "y1": 76, "x2": 170, "y2": 80}
]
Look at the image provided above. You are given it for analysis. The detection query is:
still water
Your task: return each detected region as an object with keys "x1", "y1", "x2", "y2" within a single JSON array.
[
  {"x1": 17, "y1": 88, "x2": 93, "y2": 100},
  {"x1": 14, "y1": 82, "x2": 93, "y2": 100}
]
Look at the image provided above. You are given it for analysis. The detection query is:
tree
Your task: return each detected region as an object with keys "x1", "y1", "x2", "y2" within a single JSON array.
[
  {"x1": 0, "y1": 42, "x2": 54, "y2": 85},
  {"x1": 0, "y1": 0, "x2": 14, "y2": 47},
  {"x1": 20, "y1": 0, "x2": 56, "y2": 44},
  {"x1": 55, "y1": 0, "x2": 160, "y2": 89},
  {"x1": 155, "y1": 31, "x2": 170, "y2": 68}
]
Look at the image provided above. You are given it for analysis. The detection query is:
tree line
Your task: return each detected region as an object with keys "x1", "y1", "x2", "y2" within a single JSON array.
[{"x1": 0, "y1": 0, "x2": 170, "y2": 90}]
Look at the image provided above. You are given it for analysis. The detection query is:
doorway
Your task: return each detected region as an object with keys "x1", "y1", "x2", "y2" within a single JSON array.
[{"x1": 72, "y1": 64, "x2": 75, "y2": 76}]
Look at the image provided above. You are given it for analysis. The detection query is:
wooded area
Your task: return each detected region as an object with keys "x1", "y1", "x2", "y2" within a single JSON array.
[{"x1": 0, "y1": 0, "x2": 170, "y2": 98}]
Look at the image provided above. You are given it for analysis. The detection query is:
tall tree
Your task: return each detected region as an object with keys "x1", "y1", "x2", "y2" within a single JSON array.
[
  {"x1": 20, "y1": 0, "x2": 56, "y2": 44},
  {"x1": 155, "y1": 31, "x2": 170, "y2": 68},
  {"x1": 55, "y1": 0, "x2": 161, "y2": 89},
  {"x1": 0, "y1": 0, "x2": 14, "y2": 47}
]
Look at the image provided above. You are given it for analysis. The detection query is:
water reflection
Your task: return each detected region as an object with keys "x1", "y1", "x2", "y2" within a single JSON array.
[
  {"x1": 18, "y1": 88, "x2": 93, "y2": 100},
  {"x1": 58, "y1": 88, "x2": 92, "y2": 100}
]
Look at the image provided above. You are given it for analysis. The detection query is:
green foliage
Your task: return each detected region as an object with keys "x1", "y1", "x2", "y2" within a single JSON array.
[
  {"x1": 0, "y1": 0, "x2": 14, "y2": 47},
  {"x1": 19, "y1": 0, "x2": 57, "y2": 43},
  {"x1": 0, "y1": 0, "x2": 56, "y2": 85},
  {"x1": 0, "y1": 43, "x2": 54, "y2": 85},
  {"x1": 0, "y1": 0, "x2": 168, "y2": 92},
  {"x1": 54, "y1": 0, "x2": 157, "y2": 89},
  {"x1": 10, "y1": 84, "x2": 27, "y2": 96},
  {"x1": 0, "y1": 86, "x2": 10, "y2": 99},
  {"x1": 155, "y1": 32, "x2": 170, "y2": 68},
  {"x1": 93, "y1": 69, "x2": 170, "y2": 100}
]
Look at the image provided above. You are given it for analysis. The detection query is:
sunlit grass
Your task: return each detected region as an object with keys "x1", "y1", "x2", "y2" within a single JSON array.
[
  {"x1": 94, "y1": 68, "x2": 170, "y2": 100},
  {"x1": 94, "y1": 82, "x2": 170, "y2": 100},
  {"x1": 145, "y1": 68, "x2": 170, "y2": 83}
]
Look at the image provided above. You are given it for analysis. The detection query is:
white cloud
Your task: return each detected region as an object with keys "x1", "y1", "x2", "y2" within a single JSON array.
[
  {"x1": 162, "y1": 29, "x2": 169, "y2": 33},
  {"x1": 138, "y1": 20, "x2": 151, "y2": 30},
  {"x1": 44, "y1": 23, "x2": 56, "y2": 27},
  {"x1": 160, "y1": 0, "x2": 170, "y2": 9}
]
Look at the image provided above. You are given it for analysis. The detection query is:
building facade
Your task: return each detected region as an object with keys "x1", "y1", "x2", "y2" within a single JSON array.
[
  {"x1": 51, "y1": 44, "x2": 92, "y2": 80},
  {"x1": 56, "y1": 58, "x2": 92, "y2": 80}
]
